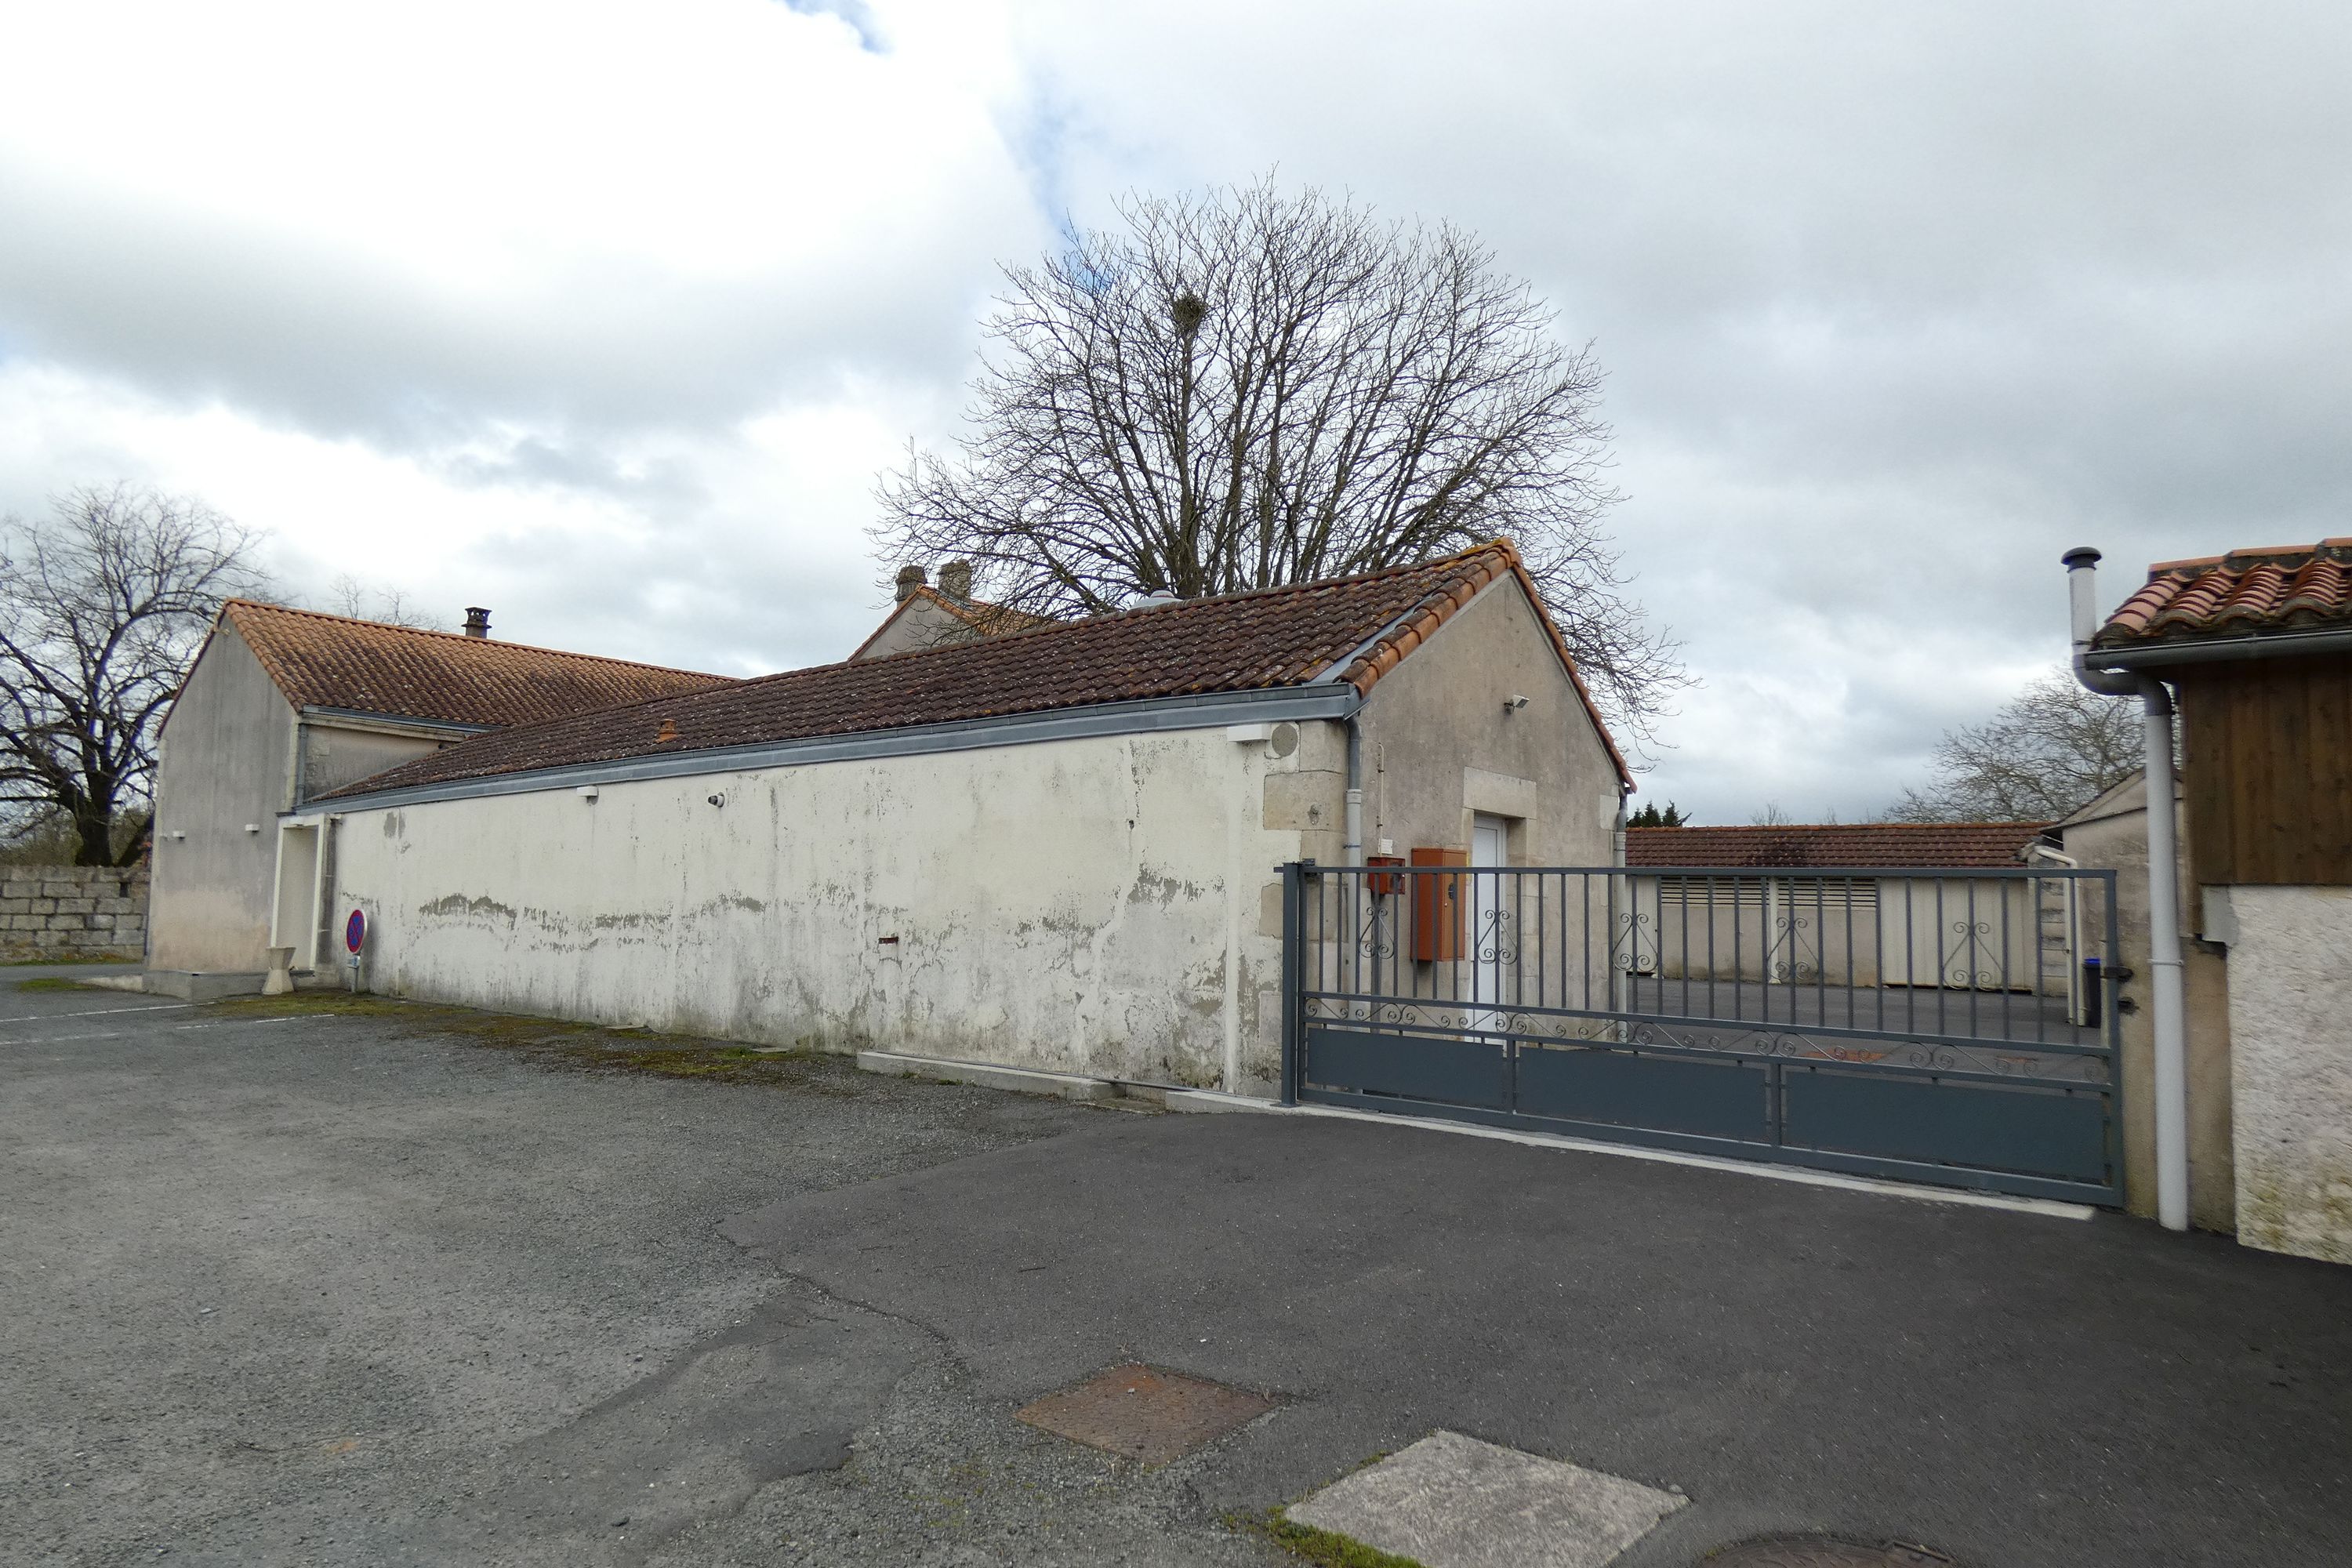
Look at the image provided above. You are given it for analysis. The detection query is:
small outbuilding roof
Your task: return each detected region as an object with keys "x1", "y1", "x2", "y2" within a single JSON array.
[
  {"x1": 323, "y1": 540, "x2": 1628, "y2": 800},
  {"x1": 1624, "y1": 822, "x2": 2048, "y2": 869},
  {"x1": 214, "y1": 601, "x2": 732, "y2": 728},
  {"x1": 2095, "y1": 539, "x2": 2352, "y2": 651}
]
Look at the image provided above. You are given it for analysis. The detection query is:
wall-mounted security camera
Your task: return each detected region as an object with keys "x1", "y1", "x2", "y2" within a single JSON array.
[
  {"x1": 706, "y1": 791, "x2": 727, "y2": 808},
  {"x1": 1503, "y1": 694, "x2": 1530, "y2": 713}
]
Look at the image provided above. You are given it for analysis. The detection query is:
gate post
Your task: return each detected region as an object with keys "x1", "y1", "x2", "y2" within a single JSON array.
[{"x1": 1279, "y1": 860, "x2": 1305, "y2": 1106}]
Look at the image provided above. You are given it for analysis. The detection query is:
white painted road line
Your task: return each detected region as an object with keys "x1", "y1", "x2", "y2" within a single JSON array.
[
  {"x1": 0, "y1": 1004, "x2": 191, "y2": 1025},
  {"x1": 1167, "y1": 1091, "x2": 2097, "y2": 1220},
  {"x1": 5, "y1": 1032, "x2": 125, "y2": 1046}
]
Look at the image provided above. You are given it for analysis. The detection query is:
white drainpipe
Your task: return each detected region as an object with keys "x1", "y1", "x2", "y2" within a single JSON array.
[
  {"x1": 1344, "y1": 717, "x2": 1365, "y2": 865},
  {"x1": 2024, "y1": 842, "x2": 2084, "y2": 1025},
  {"x1": 2063, "y1": 546, "x2": 2188, "y2": 1232}
]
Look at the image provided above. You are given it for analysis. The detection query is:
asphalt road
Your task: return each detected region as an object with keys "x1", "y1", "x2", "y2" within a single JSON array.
[{"x1": 5, "y1": 964, "x2": 2349, "y2": 1566}]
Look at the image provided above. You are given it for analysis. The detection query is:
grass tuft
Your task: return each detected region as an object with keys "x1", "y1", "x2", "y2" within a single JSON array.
[
  {"x1": 14, "y1": 976, "x2": 107, "y2": 992},
  {"x1": 2, "y1": 951, "x2": 139, "y2": 966},
  {"x1": 1236, "y1": 1510, "x2": 1427, "y2": 1568}
]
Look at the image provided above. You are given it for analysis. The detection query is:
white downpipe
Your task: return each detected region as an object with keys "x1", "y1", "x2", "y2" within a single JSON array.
[
  {"x1": 2063, "y1": 547, "x2": 2189, "y2": 1232},
  {"x1": 2025, "y1": 843, "x2": 2083, "y2": 1025},
  {"x1": 1610, "y1": 791, "x2": 1629, "y2": 1025},
  {"x1": 2137, "y1": 675, "x2": 2190, "y2": 1232},
  {"x1": 1343, "y1": 719, "x2": 1364, "y2": 866}
]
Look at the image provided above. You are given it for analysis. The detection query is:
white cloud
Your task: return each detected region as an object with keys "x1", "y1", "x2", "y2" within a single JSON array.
[{"x1": 5, "y1": 0, "x2": 2348, "y2": 823}]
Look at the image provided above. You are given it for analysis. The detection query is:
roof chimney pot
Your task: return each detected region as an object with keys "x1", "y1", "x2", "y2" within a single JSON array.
[
  {"x1": 938, "y1": 560, "x2": 973, "y2": 603},
  {"x1": 895, "y1": 564, "x2": 927, "y2": 603},
  {"x1": 463, "y1": 606, "x2": 492, "y2": 638}
]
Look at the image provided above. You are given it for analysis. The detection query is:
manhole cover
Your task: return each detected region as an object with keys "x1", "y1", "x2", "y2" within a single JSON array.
[
  {"x1": 1706, "y1": 1537, "x2": 1956, "y2": 1567},
  {"x1": 1014, "y1": 1362, "x2": 1276, "y2": 1465}
]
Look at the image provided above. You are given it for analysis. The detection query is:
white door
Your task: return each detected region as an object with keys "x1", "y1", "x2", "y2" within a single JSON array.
[{"x1": 1471, "y1": 815, "x2": 1509, "y2": 1022}]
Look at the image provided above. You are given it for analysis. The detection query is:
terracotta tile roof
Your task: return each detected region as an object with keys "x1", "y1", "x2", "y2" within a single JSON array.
[
  {"x1": 325, "y1": 540, "x2": 1631, "y2": 799},
  {"x1": 846, "y1": 586, "x2": 1054, "y2": 661},
  {"x1": 2095, "y1": 539, "x2": 2352, "y2": 650},
  {"x1": 216, "y1": 601, "x2": 732, "y2": 728},
  {"x1": 1624, "y1": 823, "x2": 2049, "y2": 869}
]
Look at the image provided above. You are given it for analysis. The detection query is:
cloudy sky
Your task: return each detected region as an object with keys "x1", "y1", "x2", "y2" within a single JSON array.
[{"x1": 4, "y1": 2, "x2": 2346, "y2": 822}]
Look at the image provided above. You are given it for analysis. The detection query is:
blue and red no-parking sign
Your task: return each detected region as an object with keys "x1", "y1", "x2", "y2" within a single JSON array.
[{"x1": 345, "y1": 909, "x2": 367, "y2": 955}]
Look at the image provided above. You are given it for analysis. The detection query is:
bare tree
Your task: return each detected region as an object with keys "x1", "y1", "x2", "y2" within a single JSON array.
[
  {"x1": 1885, "y1": 666, "x2": 2140, "y2": 823},
  {"x1": 1750, "y1": 802, "x2": 1795, "y2": 826},
  {"x1": 0, "y1": 486, "x2": 268, "y2": 865},
  {"x1": 322, "y1": 574, "x2": 447, "y2": 631},
  {"x1": 873, "y1": 180, "x2": 1685, "y2": 741}
]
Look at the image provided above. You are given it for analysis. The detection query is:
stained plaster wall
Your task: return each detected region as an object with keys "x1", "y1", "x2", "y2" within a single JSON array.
[
  {"x1": 2059, "y1": 776, "x2": 2235, "y2": 1231},
  {"x1": 148, "y1": 626, "x2": 296, "y2": 972},
  {"x1": 327, "y1": 724, "x2": 1316, "y2": 1093},
  {"x1": 2221, "y1": 887, "x2": 2352, "y2": 1265},
  {"x1": 321, "y1": 577, "x2": 1624, "y2": 1093}
]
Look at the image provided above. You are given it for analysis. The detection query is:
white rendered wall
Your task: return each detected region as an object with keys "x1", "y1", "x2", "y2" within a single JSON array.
[
  {"x1": 2229, "y1": 886, "x2": 2352, "y2": 1265},
  {"x1": 326, "y1": 726, "x2": 1308, "y2": 1093}
]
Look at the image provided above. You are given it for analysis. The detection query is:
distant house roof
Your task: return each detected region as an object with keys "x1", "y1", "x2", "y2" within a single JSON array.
[
  {"x1": 214, "y1": 601, "x2": 732, "y2": 729},
  {"x1": 1624, "y1": 822, "x2": 2048, "y2": 869},
  {"x1": 847, "y1": 585, "x2": 1052, "y2": 661},
  {"x1": 323, "y1": 539, "x2": 1630, "y2": 800},
  {"x1": 2095, "y1": 539, "x2": 2352, "y2": 652}
]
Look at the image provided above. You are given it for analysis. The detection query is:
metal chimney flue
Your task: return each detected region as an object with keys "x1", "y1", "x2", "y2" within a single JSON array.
[
  {"x1": 463, "y1": 607, "x2": 492, "y2": 638},
  {"x1": 2060, "y1": 545, "x2": 2188, "y2": 1233}
]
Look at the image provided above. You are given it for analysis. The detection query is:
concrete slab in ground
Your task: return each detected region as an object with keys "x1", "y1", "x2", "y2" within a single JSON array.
[{"x1": 1287, "y1": 1431, "x2": 1684, "y2": 1568}]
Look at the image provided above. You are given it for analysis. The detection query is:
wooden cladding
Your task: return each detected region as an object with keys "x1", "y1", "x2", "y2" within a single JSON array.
[
  {"x1": 2176, "y1": 655, "x2": 2352, "y2": 886},
  {"x1": 1410, "y1": 846, "x2": 1468, "y2": 962}
]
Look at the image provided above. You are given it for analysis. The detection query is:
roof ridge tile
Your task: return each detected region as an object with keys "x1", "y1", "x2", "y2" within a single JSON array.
[{"x1": 2094, "y1": 539, "x2": 2352, "y2": 649}]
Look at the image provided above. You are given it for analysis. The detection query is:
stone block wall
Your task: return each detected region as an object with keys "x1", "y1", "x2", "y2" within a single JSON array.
[
  {"x1": 1, "y1": 866, "x2": 149, "y2": 960},
  {"x1": 2225, "y1": 885, "x2": 2352, "y2": 1266}
]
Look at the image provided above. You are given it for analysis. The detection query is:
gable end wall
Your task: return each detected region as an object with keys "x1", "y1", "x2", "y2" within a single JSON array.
[
  {"x1": 1356, "y1": 575, "x2": 1621, "y2": 865},
  {"x1": 148, "y1": 626, "x2": 296, "y2": 971}
]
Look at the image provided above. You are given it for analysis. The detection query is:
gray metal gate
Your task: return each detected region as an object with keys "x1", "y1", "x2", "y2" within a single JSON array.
[{"x1": 1278, "y1": 860, "x2": 2123, "y2": 1206}]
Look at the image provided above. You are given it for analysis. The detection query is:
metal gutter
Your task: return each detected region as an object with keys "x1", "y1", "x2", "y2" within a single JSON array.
[
  {"x1": 2087, "y1": 624, "x2": 2352, "y2": 669},
  {"x1": 289, "y1": 684, "x2": 1364, "y2": 818}
]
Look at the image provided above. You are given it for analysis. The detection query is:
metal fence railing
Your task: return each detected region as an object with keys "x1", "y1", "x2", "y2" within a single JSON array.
[{"x1": 1277, "y1": 861, "x2": 2125, "y2": 1204}]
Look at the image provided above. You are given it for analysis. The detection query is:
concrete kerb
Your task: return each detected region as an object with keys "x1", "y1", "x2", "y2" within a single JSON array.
[
  {"x1": 140, "y1": 970, "x2": 268, "y2": 1002},
  {"x1": 851, "y1": 1050, "x2": 2096, "y2": 1220},
  {"x1": 854, "y1": 1050, "x2": 1119, "y2": 1103}
]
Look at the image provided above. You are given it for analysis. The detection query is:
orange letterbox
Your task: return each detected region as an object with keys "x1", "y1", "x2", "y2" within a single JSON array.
[{"x1": 1410, "y1": 846, "x2": 1468, "y2": 962}]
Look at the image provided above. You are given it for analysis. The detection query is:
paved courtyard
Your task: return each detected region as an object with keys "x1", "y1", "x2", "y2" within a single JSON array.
[{"x1": 4, "y1": 964, "x2": 2348, "y2": 1566}]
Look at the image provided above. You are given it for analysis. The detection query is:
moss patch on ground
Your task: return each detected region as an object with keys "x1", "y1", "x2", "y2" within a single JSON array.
[
  {"x1": 210, "y1": 992, "x2": 853, "y2": 1090},
  {"x1": 2, "y1": 951, "x2": 139, "y2": 966},
  {"x1": 1245, "y1": 1512, "x2": 1426, "y2": 1568},
  {"x1": 13, "y1": 976, "x2": 109, "y2": 992}
]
